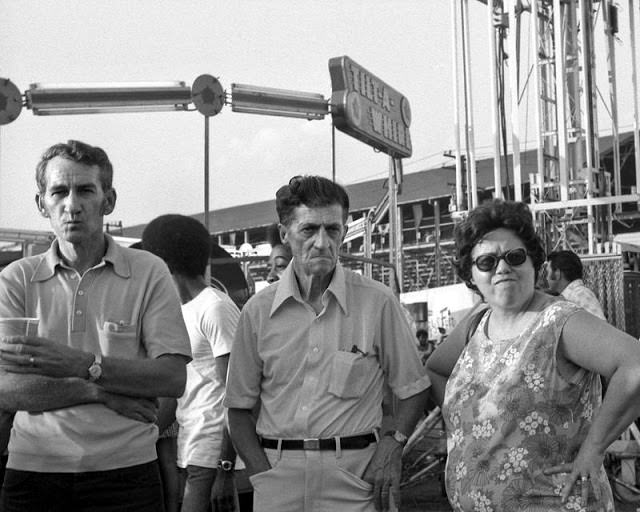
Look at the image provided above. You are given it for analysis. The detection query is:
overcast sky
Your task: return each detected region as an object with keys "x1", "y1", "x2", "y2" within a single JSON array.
[{"x1": 0, "y1": 1, "x2": 636, "y2": 233}]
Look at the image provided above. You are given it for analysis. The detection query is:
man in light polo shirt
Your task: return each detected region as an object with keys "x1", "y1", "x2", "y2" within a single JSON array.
[
  {"x1": 225, "y1": 175, "x2": 430, "y2": 512},
  {"x1": 0, "y1": 140, "x2": 191, "y2": 511}
]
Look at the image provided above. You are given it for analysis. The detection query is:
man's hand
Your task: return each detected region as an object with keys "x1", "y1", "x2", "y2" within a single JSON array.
[
  {"x1": 363, "y1": 436, "x2": 403, "y2": 511},
  {"x1": 211, "y1": 470, "x2": 237, "y2": 512},
  {"x1": 101, "y1": 392, "x2": 158, "y2": 423},
  {"x1": 0, "y1": 335, "x2": 92, "y2": 379}
]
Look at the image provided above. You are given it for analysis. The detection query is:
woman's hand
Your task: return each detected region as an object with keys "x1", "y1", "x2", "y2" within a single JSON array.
[{"x1": 543, "y1": 443, "x2": 604, "y2": 504}]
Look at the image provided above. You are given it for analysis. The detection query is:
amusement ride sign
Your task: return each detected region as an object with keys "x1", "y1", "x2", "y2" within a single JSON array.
[{"x1": 329, "y1": 56, "x2": 412, "y2": 159}]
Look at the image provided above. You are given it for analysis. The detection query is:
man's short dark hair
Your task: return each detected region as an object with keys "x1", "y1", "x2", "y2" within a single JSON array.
[
  {"x1": 142, "y1": 214, "x2": 210, "y2": 278},
  {"x1": 547, "y1": 250, "x2": 583, "y2": 282},
  {"x1": 275, "y1": 175, "x2": 350, "y2": 226},
  {"x1": 36, "y1": 140, "x2": 114, "y2": 194}
]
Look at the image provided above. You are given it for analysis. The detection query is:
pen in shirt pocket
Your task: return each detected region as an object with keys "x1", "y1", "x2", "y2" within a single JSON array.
[{"x1": 350, "y1": 345, "x2": 368, "y2": 356}]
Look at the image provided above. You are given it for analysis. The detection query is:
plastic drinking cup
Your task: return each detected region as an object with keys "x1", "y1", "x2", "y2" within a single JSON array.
[
  {"x1": 0, "y1": 318, "x2": 39, "y2": 339},
  {"x1": 0, "y1": 318, "x2": 38, "y2": 369}
]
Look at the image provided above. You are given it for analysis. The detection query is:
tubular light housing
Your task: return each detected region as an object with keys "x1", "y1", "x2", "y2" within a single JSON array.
[
  {"x1": 25, "y1": 81, "x2": 192, "y2": 115},
  {"x1": 231, "y1": 83, "x2": 328, "y2": 120}
]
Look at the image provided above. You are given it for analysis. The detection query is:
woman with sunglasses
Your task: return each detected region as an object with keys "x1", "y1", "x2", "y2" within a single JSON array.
[{"x1": 427, "y1": 199, "x2": 640, "y2": 512}]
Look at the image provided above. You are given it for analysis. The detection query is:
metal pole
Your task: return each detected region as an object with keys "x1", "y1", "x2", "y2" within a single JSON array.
[
  {"x1": 462, "y1": 0, "x2": 479, "y2": 208},
  {"x1": 508, "y1": 0, "x2": 522, "y2": 201},
  {"x1": 629, "y1": 0, "x2": 640, "y2": 208},
  {"x1": 579, "y1": 0, "x2": 597, "y2": 252},
  {"x1": 554, "y1": 0, "x2": 570, "y2": 203},
  {"x1": 364, "y1": 216, "x2": 372, "y2": 278},
  {"x1": 603, "y1": 0, "x2": 621, "y2": 211},
  {"x1": 204, "y1": 115, "x2": 210, "y2": 234},
  {"x1": 433, "y1": 199, "x2": 441, "y2": 286},
  {"x1": 488, "y1": 0, "x2": 503, "y2": 198},
  {"x1": 388, "y1": 156, "x2": 402, "y2": 293},
  {"x1": 332, "y1": 123, "x2": 336, "y2": 183},
  {"x1": 531, "y1": 0, "x2": 545, "y2": 207},
  {"x1": 451, "y1": 0, "x2": 464, "y2": 210}
]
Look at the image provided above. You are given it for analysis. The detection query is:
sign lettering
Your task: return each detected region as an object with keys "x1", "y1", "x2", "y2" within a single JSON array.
[{"x1": 329, "y1": 56, "x2": 412, "y2": 158}]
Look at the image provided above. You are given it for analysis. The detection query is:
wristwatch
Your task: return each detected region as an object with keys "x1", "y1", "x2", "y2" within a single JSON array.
[
  {"x1": 216, "y1": 459, "x2": 235, "y2": 472},
  {"x1": 87, "y1": 353, "x2": 103, "y2": 382},
  {"x1": 384, "y1": 430, "x2": 409, "y2": 446}
]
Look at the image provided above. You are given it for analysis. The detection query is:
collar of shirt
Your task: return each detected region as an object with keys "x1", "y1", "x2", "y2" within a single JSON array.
[
  {"x1": 31, "y1": 233, "x2": 131, "y2": 282},
  {"x1": 561, "y1": 279, "x2": 586, "y2": 296},
  {"x1": 269, "y1": 261, "x2": 348, "y2": 317}
]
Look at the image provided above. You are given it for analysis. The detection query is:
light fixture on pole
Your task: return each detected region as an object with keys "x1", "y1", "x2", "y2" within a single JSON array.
[
  {"x1": 231, "y1": 83, "x2": 328, "y2": 120},
  {"x1": 0, "y1": 78, "x2": 23, "y2": 125},
  {"x1": 25, "y1": 81, "x2": 193, "y2": 116},
  {"x1": 190, "y1": 74, "x2": 226, "y2": 237}
]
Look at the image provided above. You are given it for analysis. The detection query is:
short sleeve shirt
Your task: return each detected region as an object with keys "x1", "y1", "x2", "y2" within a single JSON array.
[
  {"x1": 177, "y1": 286, "x2": 240, "y2": 468},
  {"x1": 0, "y1": 234, "x2": 192, "y2": 472},
  {"x1": 224, "y1": 262, "x2": 430, "y2": 438},
  {"x1": 561, "y1": 279, "x2": 606, "y2": 320}
]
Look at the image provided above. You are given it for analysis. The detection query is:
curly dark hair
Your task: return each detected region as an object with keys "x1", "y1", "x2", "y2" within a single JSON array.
[
  {"x1": 454, "y1": 199, "x2": 545, "y2": 295},
  {"x1": 142, "y1": 214, "x2": 210, "y2": 278},
  {"x1": 276, "y1": 175, "x2": 349, "y2": 226}
]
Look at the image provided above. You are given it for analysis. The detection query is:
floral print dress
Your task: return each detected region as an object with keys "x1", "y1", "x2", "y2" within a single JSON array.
[{"x1": 443, "y1": 301, "x2": 614, "y2": 512}]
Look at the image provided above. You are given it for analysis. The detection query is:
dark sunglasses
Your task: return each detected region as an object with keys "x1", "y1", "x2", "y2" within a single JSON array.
[{"x1": 472, "y1": 247, "x2": 528, "y2": 272}]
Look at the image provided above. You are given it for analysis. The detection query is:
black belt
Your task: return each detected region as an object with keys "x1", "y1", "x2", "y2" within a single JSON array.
[{"x1": 260, "y1": 433, "x2": 377, "y2": 451}]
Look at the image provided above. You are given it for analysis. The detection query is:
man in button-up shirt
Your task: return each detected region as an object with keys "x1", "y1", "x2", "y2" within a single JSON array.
[
  {"x1": 0, "y1": 140, "x2": 191, "y2": 511},
  {"x1": 546, "y1": 250, "x2": 606, "y2": 320},
  {"x1": 225, "y1": 175, "x2": 430, "y2": 512}
]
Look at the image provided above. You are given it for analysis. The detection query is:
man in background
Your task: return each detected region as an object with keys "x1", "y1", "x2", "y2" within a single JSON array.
[
  {"x1": 266, "y1": 243, "x2": 292, "y2": 283},
  {"x1": 143, "y1": 214, "x2": 242, "y2": 512},
  {"x1": 546, "y1": 250, "x2": 606, "y2": 320}
]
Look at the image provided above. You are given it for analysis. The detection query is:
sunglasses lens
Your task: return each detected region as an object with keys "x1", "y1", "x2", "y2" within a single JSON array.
[
  {"x1": 505, "y1": 248, "x2": 527, "y2": 266},
  {"x1": 473, "y1": 248, "x2": 527, "y2": 271},
  {"x1": 475, "y1": 255, "x2": 498, "y2": 272}
]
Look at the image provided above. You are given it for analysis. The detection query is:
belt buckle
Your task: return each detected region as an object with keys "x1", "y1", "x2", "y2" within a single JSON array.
[{"x1": 303, "y1": 438, "x2": 320, "y2": 450}]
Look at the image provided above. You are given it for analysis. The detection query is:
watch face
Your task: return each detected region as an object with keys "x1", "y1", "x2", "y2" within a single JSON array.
[
  {"x1": 393, "y1": 431, "x2": 408, "y2": 444},
  {"x1": 89, "y1": 362, "x2": 102, "y2": 381},
  {"x1": 218, "y1": 460, "x2": 234, "y2": 471}
]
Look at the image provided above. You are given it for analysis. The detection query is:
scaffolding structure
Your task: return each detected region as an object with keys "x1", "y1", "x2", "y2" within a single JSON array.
[{"x1": 451, "y1": 0, "x2": 640, "y2": 255}]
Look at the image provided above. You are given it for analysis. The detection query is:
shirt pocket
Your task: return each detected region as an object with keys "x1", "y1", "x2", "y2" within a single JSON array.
[
  {"x1": 98, "y1": 321, "x2": 139, "y2": 358},
  {"x1": 328, "y1": 351, "x2": 371, "y2": 399}
]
